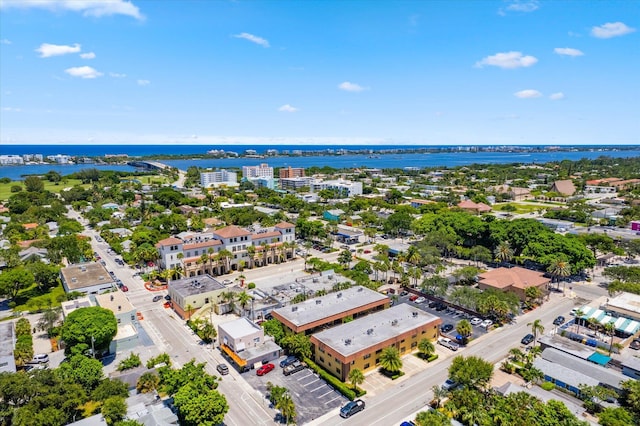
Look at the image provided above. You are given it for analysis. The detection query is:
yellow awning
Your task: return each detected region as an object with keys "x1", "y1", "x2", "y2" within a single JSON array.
[{"x1": 220, "y1": 344, "x2": 247, "y2": 367}]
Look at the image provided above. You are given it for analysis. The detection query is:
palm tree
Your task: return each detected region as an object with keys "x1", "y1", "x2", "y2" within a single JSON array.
[
  {"x1": 431, "y1": 384, "x2": 448, "y2": 408},
  {"x1": 218, "y1": 249, "x2": 233, "y2": 273},
  {"x1": 547, "y1": 258, "x2": 571, "y2": 292},
  {"x1": 574, "y1": 309, "x2": 585, "y2": 334},
  {"x1": 220, "y1": 291, "x2": 236, "y2": 314},
  {"x1": 603, "y1": 322, "x2": 616, "y2": 354},
  {"x1": 199, "y1": 253, "x2": 209, "y2": 275},
  {"x1": 379, "y1": 346, "x2": 403, "y2": 374},
  {"x1": 456, "y1": 319, "x2": 473, "y2": 343},
  {"x1": 246, "y1": 245, "x2": 256, "y2": 269},
  {"x1": 348, "y1": 368, "x2": 365, "y2": 393},
  {"x1": 527, "y1": 319, "x2": 545, "y2": 346},
  {"x1": 417, "y1": 338, "x2": 435, "y2": 360},
  {"x1": 185, "y1": 303, "x2": 194, "y2": 320},
  {"x1": 494, "y1": 241, "x2": 514, "y2": 264},
  {"x1": 508, "y1": 347, "x2": 525, "y2": 364},
  {"x1": 207, "y1": 247, "x2": 215, "y2": 274},
  {"x1": 237, "y1": 291, "x2": 252, "y2": 317},
  {"x1": 275, "y1": 393, "x2": 296, "y2": 425}
]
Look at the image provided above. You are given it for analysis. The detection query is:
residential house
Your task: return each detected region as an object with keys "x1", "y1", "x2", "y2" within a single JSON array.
[
  {"x1": 218, "y1": 317, "x2": 281, "y2": 370},
  {"x1": 457, "y1": 199, "x2": 492, "y2": 214}
]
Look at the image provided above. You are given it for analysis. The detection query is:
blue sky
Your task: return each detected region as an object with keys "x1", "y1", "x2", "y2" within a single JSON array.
[{"x1": 0, "y1": 0, "x2": 638, "y2": 146}]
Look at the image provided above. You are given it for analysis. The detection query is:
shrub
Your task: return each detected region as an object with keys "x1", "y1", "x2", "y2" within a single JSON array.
[
  {"x1": 426, "y1": 354, "x2": 439, "y2": 362},
  {"x1": 303, "y1": 357, "x2": 361, "y2": 400},
  {"x1": 146, "y1": 353, "x2": 172, "y2": 369},
  {"x1": 117, "y1": 353, "x2": 141, "y2": 371},
  {"x1": 541, "y1": 381, "x2": 555, "y2": 391},
  {"x1": 247, "y1": 283, "x2": 256, "y2": 289}
]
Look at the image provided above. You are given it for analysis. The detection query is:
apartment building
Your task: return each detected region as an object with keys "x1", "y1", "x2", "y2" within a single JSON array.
[
  {"x1": 242, "y1": 163, "x2": 274, "y2": 179},
  {"x1": 279, "y1": 166, "x2": 305, "y2": 179},
  {"x1": 310, "y1": 179, "x2": 363, "y2": 197},
  {"x1": 200, "y1": 170, "x2": 238, "y2": 188},
  {"x1": 156, "y1": 222, "x2": 296, "y2": 276}
]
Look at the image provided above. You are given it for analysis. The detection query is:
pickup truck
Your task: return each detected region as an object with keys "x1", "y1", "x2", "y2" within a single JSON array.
[
  {"x1": 283, "y1": 361, "x2": 305, "y2": 376},
  {"x1": 438, "y1": 337, "x2": 459, "y2": 351}
]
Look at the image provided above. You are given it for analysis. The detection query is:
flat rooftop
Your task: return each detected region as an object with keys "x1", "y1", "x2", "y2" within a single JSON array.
[
  {"x1": 219, "y1": 317, "x2": 262, "y2": 339},
  {"x1": 170, "y1": 274, "x2": 225, "y2": 297},
  {"x1": 272, "y1": 285, "x2": 388, "y2": 328},
  {"x1": 95, "y1": 291, "x2": 135, "y2": 314},
  {"x1": 607, "y1": 292, "x2": 640, "y2": 317},
  {"x1": 312, "y1": 304, "x2": 440, "y2": 357},
  {"x1": 61, "y1": 297, "x2": 93, "y2": 318},
  {"x1": 0, "y1": 322, "x2": 14, "y2": 356},
  {"x1": 61, "y1": 262, "x2": 114, "y2": 290}
]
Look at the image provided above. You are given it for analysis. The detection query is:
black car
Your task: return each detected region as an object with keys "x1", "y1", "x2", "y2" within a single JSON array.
[
  {"x1": 152, "y1": 295, "x2": 163, "y2": 302},
  {"x1": 630, "y1": 339, "x2": 640, "y2": 350},
  {"x1": 435, "y1": 303, "x2": 447, "y2": 311},
  {"x1": 279, "y1": 356, "x2": 298, "y2": 368},
  {"x1": 441, "y1": 324, "x2": 454, "y2": 333},
  {"x1": 553, "y1": 316, "x2": 566, "y2": 326},
  {"x1": 340, "y1": 399, "x2": 365, "y2": 418},
  {"x1": 521, "y1": 334, "x2": 535, "y2": 345}
]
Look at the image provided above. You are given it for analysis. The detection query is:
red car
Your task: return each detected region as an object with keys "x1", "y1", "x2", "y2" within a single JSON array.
[
  {"x1": 409, "y1": 294, "x2": 419, "y2": 301},
  {"x1": 256, "y1": 363, "x2": 275, "y2": 376},
  {"x1": 121, "y1": 285, "x2": 129, "y2": 292}
]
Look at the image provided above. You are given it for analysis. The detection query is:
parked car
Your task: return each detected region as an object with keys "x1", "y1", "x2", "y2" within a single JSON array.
[
  {"x1": 400, "y1": 291, "x2": 408, "y2": 297},
  {"x1": 256, "y1": 363, "x2": 275, "y2": 376},
  {"x1": 279, "y1": 356, "x2": 298, "y2": 368},
  {"x1": 442, "y1": 378, "x2": 459, "y2": 391},
  {"x1": 435, "y1": 303, "x2": 447, "y2": 311},
  {"x1": 630, "y1": 339, "x2": 640, "y2": 350},
  {"x1": 521, "y1": 334, "x2": 535, "y2": 345},
  {"x1": 152, "y1": 295, "x2": 163, "y2": 302},
  {"x1": 438, "y1": 337, "x2": 459, "y2": 351},
  {"x1": 340, "y1": 399, "x2": 365, "y2": 418},
  {"x1": 121, "y1": 285, "x2": 129, "y2": 292},
  {"x1": 470, "y1": 317, "x2": 483, "y2": 326},
  {"x1": 283, "y1": 361, "x2": 305, "y2": 376},
  {"x1": 415, "y1": 297, "x2": 426, "y2": 304},
  {"x1": 409, "y1": 294, "x2": 419, "y2": 302},
  {"x1": 216, "y1": 363, "x2": 229, "y2": 375},
  {"x1": 30, "y1": 354, "x2": 49, "y2": 364},
  {"x1": 440, "y1": 324, "x2": 454, "y2": 333},
  {"x1": 480, "y1": 319, "x2": 493, "y2": 328},
  {"x1": 553, "y1": 316, "x2": 566, "y2": 326}
]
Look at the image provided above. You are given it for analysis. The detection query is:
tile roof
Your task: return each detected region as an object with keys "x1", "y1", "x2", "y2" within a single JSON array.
[
  {"x1": 213, "y1": 225, "x2": 252, "y2": 239},
  {"x1": 155, "y1": 237, "x2": 182, "y2": 247},
  {"x1": 274, "y1": 221, "x2": 295, "y2": 228},
  {"x1": 479, "y1": 266, "x2": 549, "y2": 289},
  {"x1": 183, "y1": 240, "x2": 222, "y2": 250}
]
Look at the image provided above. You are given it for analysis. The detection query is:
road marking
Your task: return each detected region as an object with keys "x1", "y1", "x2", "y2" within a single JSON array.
[
  {"x1": 318, "y1": 389, "x2": 334, "y2": 398},
  {"x1": 324, "y1": 394, "x2": 343, "y2": 405},
  {"x1": 303, "y1": 378, "x2": 320, "y2": 387},
  {"x1": 308, "y1": 384, "x2": 326, "y2": 393},
  {"x1": 297, "y1": 373, "x2": 313, "y2": 381}
]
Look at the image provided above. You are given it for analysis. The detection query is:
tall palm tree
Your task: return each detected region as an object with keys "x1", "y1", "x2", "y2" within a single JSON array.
[
  {"x1": 220, "y1": 291, "x2": 237, "y2": 314},
  {"x1": 494, "y1": 241, "x2": 514, "y2": 264},
  {"x1": 417, "y1": 338, "x2": 435, "y2": 360},
  {"x1": 574, "y1": 309, "x2": 585, "y2": 334},
  {"x1": 199, "y1": 253, "x2": 209, "y2": 275},
  {"x1": 348, "y1": 368, "x2": 365, "y2": 392},
  {"x1": 456, "y1": 319, "x2": 473, "y2": 343},
  {"x1": 431, "y1": 385, "x2": 449, "y2": 408},
  {"x1": 508, "y1": 347, "x2": 525, "y2": 364},
  {"x1": 275, "y1": 393, "x2": 296, "y2": 426},
  {"x1": 603, "y1": 322, "x2": 616, "y2": 354},
  {"x1": 217, "y1": 249, "x2": 233, "y2": 273},
  {"x1": 207, "y1": 247, "x2": 215, "y2": 274},
  {"x1": 246, "y1": 245, "x2": 256, "y2": 269},
  {"x1": 237, "y1": 291, "x2": 252, "y2": 317},
  {"x1": 527, "y1": 319, "x2": 545, "y2": 346},
  {"x1": 379, "y1": 346, "x2": 403, "y2": 373},
  {"x1": 547, "y1": 258, "x2": 571, "y2": 292}
]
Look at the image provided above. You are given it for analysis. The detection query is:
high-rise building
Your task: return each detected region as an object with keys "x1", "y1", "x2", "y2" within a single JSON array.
[
  {"x1": 200, "y1": 170, "x2": 238, "y2": 188},
  {"x1": 279, "y1": 166, "x2": 305, "y2": 179},
  {"x1": 242, "y1": 163, "x2": 274, "y2": 179}
]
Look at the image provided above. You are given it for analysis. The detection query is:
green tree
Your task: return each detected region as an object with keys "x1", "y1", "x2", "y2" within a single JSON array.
[
  {"x1": 417, "y1": 338, "x2": 435, "y2": 359},
  {"x1": 36, "y1": 307, "x2": 62, "y2": 337},
  {"x1": 275, "y1": 392, "x2": 297, "y2": 425},
  {"x1": 24, "y1": 176, "x2": 45, "y2": 193},
  {"x1": 448, "y1": 355, "x2": 494, "y2": 390},
  {"x1": 456, "y1": 319, "x2": 473, "y2": 343},
  {"x1": 598, "y1": 407, "x2": 634, "y2": 426},
  {"x1": 262, "y1": 319, "x2": 285, "y2": 343},
  {"x1": 338, "y1": 249, "x2": 353, "y2": 268},
  {"x1": 102, "y1": 396, "x2": 127, "y2": 425},
  {"x1": 136, "y1": 372, "x2": 160, "y2": 394},
  {"x1": 527, "y1": 319, "x2": 545, "y2": 346},
  {"x1": 92, "y1": 378, "x2": 128, "y2": 402},
  {"x1": 117, "y1": 353, "x2": 142, "y2": 371},
  {"x1": 61, "y1": 306, "x2": 118, "y2": 356},
  {"x1": 56, "y1": 354, "x2": 104, "y2": 391},
  {"x1": 236, "y1": 291, "x2": 252, "y2": 316},
  {"x1": 281, "y1": 333, "x2": 312, "y2": 359},
  {"x1": 548, "y1": 258, "x2": 572, "y2": 292},
  {"x1": 379, "y1": 346, "x2": 403, "y2": 373},
  {"x1": 0, "y1": 266, "x2": 35, "y2": 300},
  {"x1": 415, "y1": 409, "x2": 450, "y2": 426},
  {"x1": 348, "y1": 368, "x2": 365, "y2": 392},
  {"x1": 173, "y1": 384, "x2": 229, "y2": 426},
  {"x1": 494, "y1": 240, "x2": 514, "y2": 263}
]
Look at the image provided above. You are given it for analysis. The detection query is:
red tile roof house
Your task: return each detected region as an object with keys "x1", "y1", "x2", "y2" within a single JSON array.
[
  {"x1": 550, "y1": 180, "x2": 576, "y2": 196},
  {"x1": 457, "y1": 199, "x2": 492, "y2": 214},
  {"x1": 478, "y1": 267, "x2": 550, "y2": 302}
]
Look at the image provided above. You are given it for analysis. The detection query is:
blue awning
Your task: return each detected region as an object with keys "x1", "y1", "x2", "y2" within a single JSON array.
[{"x1": 587, "y1": 352, "x2": 611, "y2": 366}]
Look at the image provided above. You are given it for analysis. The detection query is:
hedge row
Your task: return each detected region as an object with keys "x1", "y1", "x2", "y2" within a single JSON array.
[{"x1": 303, "y1": 357, "x2": 364, "y2": 401}]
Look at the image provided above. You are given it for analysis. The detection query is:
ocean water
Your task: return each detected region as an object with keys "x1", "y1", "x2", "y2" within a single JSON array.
[{"x1": 1, "y1": 145, "x2": 639, "y2": 181}]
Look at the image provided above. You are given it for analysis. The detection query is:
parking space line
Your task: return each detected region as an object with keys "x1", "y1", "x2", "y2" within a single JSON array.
[
  {"x1": 324, "y1": 394, "x2": 343, "y2": 405},
  {"x1": 296, "y1": 372, "x2": 313, "y2": 381},
  {"x1": 303, "y1": 378, "x2": 320, "y2": 387},
  {"x1": 308, "y1": 384, "x2": 326, "y2": 393}
]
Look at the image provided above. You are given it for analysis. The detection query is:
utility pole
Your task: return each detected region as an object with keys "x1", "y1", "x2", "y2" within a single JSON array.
[{"x1": 91, "y1": 336, "x2": 95, "y2": 359}]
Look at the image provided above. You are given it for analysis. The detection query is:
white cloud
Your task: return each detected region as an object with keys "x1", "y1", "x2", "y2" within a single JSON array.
[
  {"x1": 233, "y1": 32, "x2": 270, "y2": 47},
  {"x1": 109, "y1": 72, "x2": 126, "y2": 78},
  {"x1": 36, "y1": 42, "x2": 81, "y2": 58},
  {"x1": 549, "y1": 92, "x2": 565, "y2": 100},
  {"x1": 591, "y1": 22, "x2": 636, "y2": 38},
  {"x1": 554, "y1": 47, "x2": 584, "y2": 57},
  {"x1": 64, "y1": 66, "x2": 103, "y2": 79},
  {"x1": 80, "y1": 52, "x2": 96, "y2": 59},
  {"x1": 2, "y1": 107, "x2": 21, "y2": 112},
  {"x1": 514, "y1": 89, "x2": 542, "y2": 98},
  {"x1": 338, "y1": 81, "x2": 368, "y2": 92},
  {"x1": 278, "y1": 104, "x2": 298, "y2": 113},
  {"x1": 475, "y1": 51, "x2": 538, "y2": 69},
  {"x1": 506, "y1": 1, "x2": 539, "y2": 12},
  {"x1": 0, "y1": 39, "x2": 11, "y2": 45},
  {"x1": 137, "y1": 79, "x2": 150, "y2": 86},
  {"x1": 0, "y1": 0, "x2": 144, "y2": 20}
]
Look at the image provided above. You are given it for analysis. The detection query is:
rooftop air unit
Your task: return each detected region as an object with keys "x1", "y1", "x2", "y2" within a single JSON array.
[
  {"x1": 316, "y1": 300, "x2": 322, "y2": 304},
  {"x1": 345, "y1": 339, "x2": 352, "y2": 345},
  {"x1": 292, "y1": 306, "x2": 298, "y2": 312},
  {"x1": 391, "y1": 319, "x2": 398, "y2": 326},
  {"x1": 412, "y1": 311, "x2": 418, "y2": 317},
  {"x1": 337, "y1": 292, "x2": 342, "y2": 298},
  {"x1": 367, "y1": 328, "x2": 373, "y2": 335}
]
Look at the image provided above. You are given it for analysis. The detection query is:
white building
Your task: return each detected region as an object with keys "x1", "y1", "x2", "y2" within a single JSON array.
[
  {"x1": 200, "y1": 170, "x2": 238, "y2": 188},
  {"x1": 242, "y1": 163, "x2": 274, "y2": 179},
  {"x1": 0, "y1": 322, "x2": 16, "y2": 373},
  {"x1": 310, "y1": 179, "x2": 363, "y2": 197},
  {"x1": 0, "y1": 155, "x2": 24, "y2": 165},
  {"x1": 46, "y1": 154, "x2": 72, "y2": 164}
]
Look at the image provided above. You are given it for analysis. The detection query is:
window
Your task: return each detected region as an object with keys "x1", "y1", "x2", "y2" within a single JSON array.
[
  {"x1": 254, "y1": 337, "x2": 260, "y2": 343},
  {"x1": 375, "y1": 358, "x2": 380, "y2": 365},
  {"x1": 401, "y1": 339, "x2": 405, "y2": 343},
  {"x1": 319, "y1": 346, "x2": 325, "y2": 353},
  {"x1": 411, "y1": 334, "x2": 417, "y2": 339},
  {"x1": 421, "y1": 330, "x2": 426, "y2": 334},
  {"x1": 411, "y1": 342, "x2": 417, "y2": 348},
  {"x1": 319, "y1": 356, "x2": 324, "y2": 363},
  {"x1": 364, "y1": 363, "x2": 370, "y2": 369},
  {"x1": 376, "y1": 349, "x2": 382, "y2": 354},
  {"x1": 364, "y1": 354, "x2": 371, "y2": 359}
]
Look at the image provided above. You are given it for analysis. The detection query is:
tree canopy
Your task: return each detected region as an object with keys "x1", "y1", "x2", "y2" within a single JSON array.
[{"x1": 61, "y1": 306, "x2": 118, "y2": 356}]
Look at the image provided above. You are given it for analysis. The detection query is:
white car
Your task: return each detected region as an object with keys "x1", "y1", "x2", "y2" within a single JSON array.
[
  {"x1": 437, "y1": 337, "x2": 460, "y2": 351},
  {"x1": 470, "y1": 317, "x2": 483, "y2": 326},
  {"x1": 480, "y1": 319, "x2": 493, "y2": 328},
  {"x1": 415, "y1": 297, "x2": 426, "y2": 304}
]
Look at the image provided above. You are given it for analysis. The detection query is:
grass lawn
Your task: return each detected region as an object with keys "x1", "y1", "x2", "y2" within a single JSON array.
[
  {"x1": 493, "y1": 202, "x2": 543, "y2": 214},
  {"x1": 13, "y1": 283, "x2": 66, "y2": 313}
]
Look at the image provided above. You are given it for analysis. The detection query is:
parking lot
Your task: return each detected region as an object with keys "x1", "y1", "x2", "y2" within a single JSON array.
[
  {"x1": 243, "y1": 356, "x2": 348, "y2": 424},
  {"x1": 394, "y1": 293, "x2": 490, "y2": 342}
]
